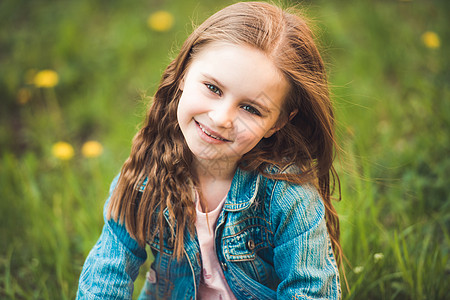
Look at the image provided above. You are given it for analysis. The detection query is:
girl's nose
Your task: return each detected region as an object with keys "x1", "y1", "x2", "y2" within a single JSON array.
[{"x1": 208, "y1": 103, "x2": 234, "y2": 129}]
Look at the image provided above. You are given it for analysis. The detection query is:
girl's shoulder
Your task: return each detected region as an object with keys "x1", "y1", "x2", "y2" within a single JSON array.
[
  {"x1": 260, "y1": 163, "x2": 324, "y2": 215},
  {"x1": 259, "y1": 165, "x2": 326, "y2": 235},
  {"x1": 229, "y1": 165, "x2": 325, "y2": 238},
  {"x1": 233, "y1": 164, "x2": 322, "y2": 210}
]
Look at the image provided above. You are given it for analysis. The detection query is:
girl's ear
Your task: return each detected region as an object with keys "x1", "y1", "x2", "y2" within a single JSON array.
[{"x1": 263, "y1": 109, "x2": 298, "y2": 138}]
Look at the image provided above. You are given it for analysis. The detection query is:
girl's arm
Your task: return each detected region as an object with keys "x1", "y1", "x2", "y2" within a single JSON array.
[
  {"x1": 76, "y1": 175, "x2": 147, "y2": 299},
  {"x1": 271, "y1": 181, "x2": 341, "y2": 300}
]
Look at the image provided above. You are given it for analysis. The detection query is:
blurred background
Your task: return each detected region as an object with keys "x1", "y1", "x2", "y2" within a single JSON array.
[{"x1": 0, "y1": 0, "x2": 448, "y2": 299}]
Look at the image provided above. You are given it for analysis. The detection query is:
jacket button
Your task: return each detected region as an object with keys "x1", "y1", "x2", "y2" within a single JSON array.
[
  {"x1": 221, "y1": 262, "x2": 228, "y2": 271},
  {"x1": 247, "y1": 239, "x2": 255, "y2": 251}
]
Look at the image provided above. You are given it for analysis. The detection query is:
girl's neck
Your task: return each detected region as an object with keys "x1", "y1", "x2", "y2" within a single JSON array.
[
  {"x1": 193, "y1": 157, "x2": 237, "y2": 182},
  {"x1": 193, "y1": 158, "x2": 237, "y2": 212}
]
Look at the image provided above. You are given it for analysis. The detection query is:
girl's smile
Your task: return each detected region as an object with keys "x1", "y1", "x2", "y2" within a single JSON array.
[
  {"x1": 195, "y1": 120, "x2": 232, "y2": 143},
  {"x1": 177, "y1": 42, "x2": 289, "y2": 166}
]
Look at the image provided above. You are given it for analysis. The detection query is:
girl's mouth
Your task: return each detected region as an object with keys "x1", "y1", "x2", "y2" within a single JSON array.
[{"x1": 195, "y1": 121, "x2": 231, "y2": 142}]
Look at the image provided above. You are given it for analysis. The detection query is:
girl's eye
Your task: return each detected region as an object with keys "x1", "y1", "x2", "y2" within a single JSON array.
[
  {"x1": 241, "y1": 105, "x2": 261, "y2": 116},
  {"x1": 205, "y1": 83, "x2": 222, "y2": 96}
]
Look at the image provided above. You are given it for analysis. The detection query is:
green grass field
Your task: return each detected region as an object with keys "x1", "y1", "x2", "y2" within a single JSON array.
[{"x1": 1, "y1": 0, "x2": 448, "y2": 299}]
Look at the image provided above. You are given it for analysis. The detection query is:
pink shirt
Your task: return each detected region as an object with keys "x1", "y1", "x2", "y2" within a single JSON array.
[{"x1": 195, "y1": 192, "x2": 237, "y2": 300}]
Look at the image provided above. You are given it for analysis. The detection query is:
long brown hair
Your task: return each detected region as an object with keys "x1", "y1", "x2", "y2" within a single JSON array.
[{"x1": 108, "y1": 1, "x2": 342, "y2": 266}]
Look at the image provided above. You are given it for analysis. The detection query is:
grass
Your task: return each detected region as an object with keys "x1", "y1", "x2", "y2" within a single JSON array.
[{"x1": 0, "y1": 0, "x2": 449, "y2": 299}]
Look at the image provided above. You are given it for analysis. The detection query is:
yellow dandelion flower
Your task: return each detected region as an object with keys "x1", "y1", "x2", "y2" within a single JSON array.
[
  {"x1": 52, "y1": 142, "x2": 74, "y2": 160},
  {"x1": 147, "y1": 11, "x2": 174, "y2": 32},
  {"x1": 81, "y1": 141, "x2": 103, "y2": 158},
  {"x1": 34, "y1": 69, "x2": 59, "y2": 88},
  {"x1": 421, "y1": 31, "x2": 440, "y2": 49},
  {"x1": 17, "y1": 88, "x2": 32, "y2": 104}
]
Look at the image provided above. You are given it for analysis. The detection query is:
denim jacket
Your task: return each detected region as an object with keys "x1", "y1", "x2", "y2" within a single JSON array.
[{"x1": 76, "y1": 166, "x2": 341, "y2": 299}]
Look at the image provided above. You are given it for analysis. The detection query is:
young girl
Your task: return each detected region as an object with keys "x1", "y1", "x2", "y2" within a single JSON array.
[{"x1": 77, "y1": 2, "x2": 342, "y2": 299}]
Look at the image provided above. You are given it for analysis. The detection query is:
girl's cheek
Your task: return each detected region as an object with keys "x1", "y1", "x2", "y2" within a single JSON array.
[{"x1": 235, "y1": 119, "x2": 263, "y2": 139}]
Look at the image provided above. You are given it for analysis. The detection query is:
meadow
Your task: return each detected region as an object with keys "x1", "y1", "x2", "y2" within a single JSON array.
[{"x1": 0, "y1": 0, "x2": 448, "y2": 299}]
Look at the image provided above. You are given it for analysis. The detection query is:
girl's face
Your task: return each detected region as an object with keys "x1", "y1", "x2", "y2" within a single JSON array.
[{"x1": 177, "y1": 42, "x2": 289, "y2": 167}]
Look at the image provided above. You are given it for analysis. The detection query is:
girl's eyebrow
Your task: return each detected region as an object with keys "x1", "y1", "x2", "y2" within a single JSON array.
[
  {"x1": 201, "y1": 73, "x2": 226, "y2": 91},
  {"x1": 200, "y1": 73, "x2": 271, "y2": 113},
  {"x1": 246, "y1": 98, "x2": 271, "y2": 113}
]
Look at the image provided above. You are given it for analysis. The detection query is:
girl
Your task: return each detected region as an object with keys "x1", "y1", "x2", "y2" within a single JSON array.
[{"x1": 77, "y1": 2, "x2": 342, "y2": 299}]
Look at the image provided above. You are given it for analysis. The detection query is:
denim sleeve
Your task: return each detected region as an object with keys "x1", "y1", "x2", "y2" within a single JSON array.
[
  {"x1": 76, "y1": 175, "x2": 147, "y2": 299},
  {"x1": 270, "y1": 181, "x2": 341, "y2": 300}
]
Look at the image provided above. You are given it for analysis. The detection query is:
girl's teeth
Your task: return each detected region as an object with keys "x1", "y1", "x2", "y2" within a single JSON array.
[{"x1": 199, "y1": 123, "x2": 226, "y2": 141}]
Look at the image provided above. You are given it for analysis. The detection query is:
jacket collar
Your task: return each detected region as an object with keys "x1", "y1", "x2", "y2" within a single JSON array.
[
  {"x1": 223, "y1": 167, "x2": 260, "y2": 212},
  {"x1": 142, "y1": 167, "x2": 261, "y2": 228}
]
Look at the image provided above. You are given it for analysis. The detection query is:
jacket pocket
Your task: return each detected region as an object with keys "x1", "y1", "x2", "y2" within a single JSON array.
[{"x1": 222, "y1": 224, "x2": 269, "y2": 261}]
